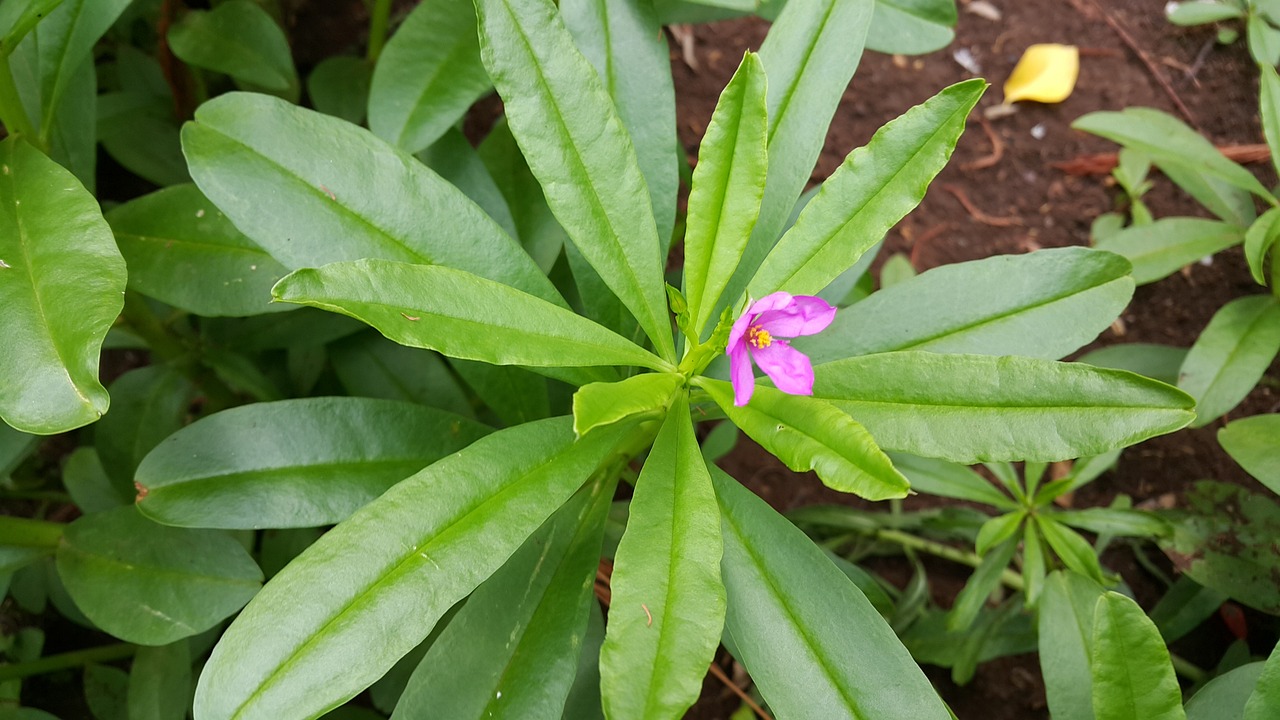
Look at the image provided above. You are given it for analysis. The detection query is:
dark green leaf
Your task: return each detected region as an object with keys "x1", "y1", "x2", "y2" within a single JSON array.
[
  {"x1": 1077, "y1": 343, "x2": 1188, "y2": 386},
  {"x1": 95, "y1": 365, "x2": 195, "y2": 496},
  {"x1": 1149, "y1": 576, "x2": 1228, "y2": 644},
  {"x1": 306, "y1": 56, "x2": 370, "y2": 125},
  {"x1": 1054, "y1": 508, "x2": 1171, "y2": 538},
  {"x1": 330, "y1": 331, "x2": 475, "y2": 418},
  {"x1": 128, "y1": 642, "x2": 192, "y2": 720}
]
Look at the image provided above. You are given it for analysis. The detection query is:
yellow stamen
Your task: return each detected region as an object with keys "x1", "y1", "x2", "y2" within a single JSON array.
[{"x1": 748, "y1": 325, "x2": 772, "y2": 349}]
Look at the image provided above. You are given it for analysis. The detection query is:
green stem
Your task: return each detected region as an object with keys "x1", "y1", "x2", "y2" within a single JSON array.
[
  {"x1": 1169, "y1": 653, "x2": 1208, "y2": 683},
  {"x1": 366, "y1": 0, "x2": 393, "y2": 63},
  {"x1": 874, "y1": 528, "x2": 1026, "y2": 592},
  {"x1": 0, "y1": 643, "x2": 136, "y2": 682},
  {"x1": 0, "y1": 52, "x2": 39, "y2": 146}
]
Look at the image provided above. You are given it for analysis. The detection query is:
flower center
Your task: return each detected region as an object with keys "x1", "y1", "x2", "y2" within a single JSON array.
[{"x1": 747, "y1": 325, "x2": 772, "y2": 349}]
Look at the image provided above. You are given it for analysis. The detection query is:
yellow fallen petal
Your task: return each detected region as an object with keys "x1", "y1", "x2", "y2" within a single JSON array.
[{"x1": 1003, "y1": 44, "x2": 1080, "y2": 104}]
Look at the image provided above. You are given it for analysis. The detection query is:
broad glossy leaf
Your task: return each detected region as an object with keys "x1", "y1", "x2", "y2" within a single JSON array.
[
  {"x1": 750, "y1": 79, "x2": 983, "y2": 298},
  {"x1": 812, "y1": 352, "x2": 1195, "y2": 463},
  {"x1": 1219, "y1": 414, "x2": 1280, "y2": 494},
  {"x1": 712, "y1": 467, "x2": 951, "y2": 719},
  {"x1": 1077, "y1": 343, "x2": 1188, "y2": 386},
  {"x1": 167, "y1": 1, "x2": 298, "y2": 100},
  {"x1": 1178, "y1": 294, "x2": 1280, "y2": 427},
  {"x1": 562, "y1": 0, "x2": 679, "y2": 249},
  {"x1": 1039, "y1": 571, "x2": 1105, "y2": 720},
  {"x1": 800, "y1": 247, "x2": 1134, "y2": 364},
  {"x1": 572, "y1": 371, "x2": 682, "y2": 436},
  {"x1": 366, "y1": 0, "x2": 489, "y2": 153},
  {"x1": 1250, "y1": 13, "x2": 1280, "y2": 65},
  {"x1": 56, "y1": 506, "x2": 262, "y2": 645},
  {"x1": 681, "y1": 52, "x2": 768, "y2": 338},
  {"x1": 306, "y1": 56, "x2": 370, "y2": 125},
  {"x1": 1185, "y1": 662, "x2": 1266, "y2": 720},
  {"x1": 391, "y1": 474, "x2": 615, "y2": 720},
  {"x1": 1245, "y1": 640, "x2": 1280, "y2": 719},
  {"x1": 865, "y1": 0, "x2": 956, "y2": 55},
  {"x1": 181, "y1": 92, "x2": 560, "y2": 305},
  {"x1": 274, "y1": 260, "x2": 666, "y2": 371},
  {"x1": 135, "y1": 397, "x2": 490, "y2": 529},
  {"x1": 475, "y1": 0, "x2": 674, "y2": 360},
  {"x1": 886, "y1": 453, "x2": 1013, "y2": 508},
  {"x1": 128, "y1": 642, "x2": 193, "y2": 720},
  {"x1": 0, "y1": 136, "x2": 125, "y2": 434},
  {"x1": 192, "y1": 418, "x2": 630, "y2": 720},
  {"x1": 330, "y1": 332, "x2": 474, "y2": 417},
  {"x1": 1090, "y1": 592, "x2": 1186, "y2": 720},
  {"x1": 947, "y1": 535, "x2": 1017, "y2": 632},
  {"x1": 95, "y1": 365, "x2": 195, "y2": 495},
  {"x1": 1244, "y1": 207, "x2": 1280, "y2": 286},
  {"x1": 699, "y1": 379, "x2": 909, "y2": 500},
  {"x1": 600, "y1": 397, "x2": 723, "y2": 720},
  {"x1": 1096, "y1": 218, "x2": 1244, "y2": 285}
]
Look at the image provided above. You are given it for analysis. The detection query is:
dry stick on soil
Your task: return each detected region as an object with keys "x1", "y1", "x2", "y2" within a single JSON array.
[
  {"x1": 1054, "y1": 143, "x2": 1272, "y2": 175},
  {"x1": 961, "y1": 116, "x2": 1004, "y2": 171},
  {"x1": 941, "y1": 184, "x2": 1023, "y2": 227},
  {"x1": 908, "y1": 223, "x2": 952, "y2": 267}
]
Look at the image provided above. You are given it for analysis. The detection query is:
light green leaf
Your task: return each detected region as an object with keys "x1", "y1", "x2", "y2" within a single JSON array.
[
  {"x1": 573, "y1": 371, "x2": 683, "y2": 437},
  {"x1": 94, "y1": 365, "x2": 195, "y2": 496},
  {"x1": 562, "y1": 0, "x2": 679, "y2": 250},
  {"x1": 866, "y1": 0, "x2": 956, "y2": 54},
  {"x1": 306, "y1": 56, "x2": 370, "y2": 126},
  {"x1": 751, "y1": 79, "x2": 983, "y2": 298},
  {"x1": 56, "y1": 506, "x2": 263, "y2": 645},
  {"x1": 135, "y1": 397, "x2": 490, "y2": 530},
  {"x1": 712, "y1": 467, "x2": 951, "y2": 719},
  {"x1": 1096, "y1": 218, "x2": 1244, "y2": 285},
  {"x1": 799, "y1": 247, "x2": 1135, "y2": 364},
  {"x1": 475, "y1": 0, "x2": 674, "y2": 360},
  {"x1": 975, "y1": 512, "x2": 1023, "y2": 556},
  {"x1": 1054, "y1": 508, "x2": 1171, "y2": 538},
  {"x1": 1260, "y1": 64, "x2": 1280, "y2": 187},
  {"x1": 1178, "y1": 294, "x2": 1280, "y2": 427},
  {"x1": 699, "y1": 379, "x2": 909, "y2": 500},
  {"x1": 391, "y1": 474, "x2": 615, "y2": 720},
  {"x1": 0, "y1": 136, "x2": 124, "y2": 434},
  {"x1": 1245, "y1": 207, "x2": 1280, "y2": 286},
  {"x1": 887, "y1": 452, "x2": 1013, "y2": 508},
  {"x1": 1249, "y1": 12, "x2": 1280, "y2": 65},
  {"x1": 167, "y1": 1, "x2": 298, "y2": 100},
  {"x1": 1219, "y1": 414, "x2": 1280, "y2": 494},
  {"x1": 681, "y1": 51, "x2": 768, "y2": 338},
  {"x1": 1167, "y1": 1, "x2": 1246, "y2": 25},
  {"x1": 946, "y1": 535, "x2": 1017, "y2": 632},
  {"x1": 366, "y1": 0, "x2": 489, "y2": 153},
  {"x1": 600, "y1": 397, "x2": 724, "y2": 720},
  {"x1": 0, "y1": 0, "x2": 66, "y2": 52},
  {"x1": 1090, "y1": 592, "x2": 1186, "y2": 720},
  {"x1": 1185, "y1": 662, "x2": 1266, "y2": 720},
  {"x1": 192, "y1": 418, "x2": 630, "y2": 720},
  {"x1": 1039, "y1": 571, "x2": 1105, "y2": 720},
  {"x1": 128, "y1": 642, "x2": 193, "y2": 720},
  {"x1": 1245, "y1": 639, "x2": 1280, "y2": 719},
  {"x1": 1038, "y1": 516, "x2": 1106, "y2": 584},
  {"x1": 1077, "y1": 343, "x2": 1188, "y2": 386},
  {"x1": 181, "y1": 92, "x2": 561, "y2": 305},
  {"x1": 273, "y1": 260, "x2": 667, "y2": 371},
  {"x1": 813, "y1": 352, "x2": 1195, "y2": 463}
]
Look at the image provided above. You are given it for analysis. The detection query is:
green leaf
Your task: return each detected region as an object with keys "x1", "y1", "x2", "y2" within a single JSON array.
[
  {"x1": 946, "y1": 535, "x2": 1017, "y2": 632},
  {"x1": 0, "y1": 421, "x2": 36, "y2": 478},
  {"x1": 1073, "y1": 108, "x2": 1273, "y2": 205},
  {"x1": 866, "y1": 0, "x2": 956, "y2": 54},
  {"x1": 87, "y1": 663, "x2": 130, "y2": 720},
  {"x1": 562, "y1": 0, "x2": 679, "y2": 250},
  {"x1": 1167, "y1": 1, "x2": 1246, "y2": 25},
  {"x1": 0, "y1": 0, "x2": 66, "y2": 52},
  {"x1": 273, "y1": 260, "x2": 667, "y2": 371},
  {"x1": 391, "y1": 474, "x2": 615, "y2": 720},
  {"x1": 1249, "y1": 12, "x2": 1280, "y2": 65},
  {"x1": 448, "y1": 359, "x2": 551, "y2": 425},
  {"x1": 1245, "y1": 207, "x2": 1280, "y2": 286},
  {"x1": 1178, "y1": 294, "x2": 1280, "y2": 427},
  {"x1": 135, "y1": 397, "x2": 490, "y2": 530},
  {"x1": 975, "y1": 512, "x2": 1024, "y2": 557},
  {"x1": 1038, "y1": 515, "x2": 1106, "y2": 584},
  {"x1": 681, "y1": 52, "x2": 768, "y2": 338},
  {"x1": 1054, "y1": 508, "x2": 1171, "y2": 538},
  {"x1": 366, "y1": 0, "x2": 489, "y2": 153},
  {"x1": 306, "y1": 56, "x2": 370, "y2": 126},
  {"x1": 812, "y1": 352, "x2": 1195, "y2": 463},
  {"x1": 1260, "y1": 64, "x2": 1280, "y2": 188},
  {"x1": 98, "y1": 90, "x2": 189, "y2": 187},
  {"x1": 1149, "y1": 576, "x2": 1228, "y2": 644},
  {"x1": 0, "y1": 136, "x2": 125, "y2": 434},
  {"x1": 1090, "y1": 592, "x2": 1186, "y2": 720},
  {"x1": 62, "y1": 447, "x2": 127, "y2": 514},
  {"x1": 886, "y1": 452, "x2": 1015, "y2": 508},
  {"x1": 1219, "y1": 414, "x2": 1280, "y2": 494},
  {"x1": 45, "y1": 52, "x2": 93, "y2": 189},
  {"x1": 477, "y1": 120, "x2": 567, "y2": 273},
  {"x1": 1038, "y1": 571, "x2": 1105, "y2": 720},
  {"x1": 699, "y1": 379, "x2": 909, "y2": 500},
  {"x1": 572, "y1": 372, "x2": 683, "y2": 437},
  {"x1": 181, "y1": 92, "x2": 561, "y2": 305},
  {"x1": 192, "y1": 417, "x2": 630, "y2": 720},
  {"x1": 799, "y1": 247, "x2": 1135, "y2": 364},
  {"x1": 475, "y1": 0, "x2": 674, "y2": 361},
  {"x1": 712, "y1": 467, "x2": 951, "y2": 719},
  {"x1": 128, "y1": 642, "x2": 192, "y2": 720},
  {"x1": 1077, "y1": 343, "x2": 1188, "y2": 386},
  {"x1": 56, "y1": 506, "x2": 263, "y2": 645},
  {"x1": 1185, "y1": 662, "x2": 1266, "y2": 720},
  {"x1": 95, "y1": 365, "x2": 195, "y2": 496},
  {"x1": 1245, "y1": 639, "x2": 1280, "y2": 719},
  {"x1": 728, "y1": 0, "x2": 874, "y2": 306},
  {"x1": 419, "y1": 128, "x2": 518, "y2": 241},
  {"x1": 600, "y1": 397, "x2": 724, "y2": 720},
  {"x1": 329, "y1": 331, "x2": 474, "y2": 418},
  {"x1": 1023, "y1": 521, "x2": 1047, "y2": 605},
  {"x1": 561, "y1": 599, "x2": 606, "y2": 720},
  {"x1": 1095, "y1": 218, "x2": 1245, "y2": 285},
  {"x1": 750, "y1": 79, "x2": 983, "y2": 298},
  {"x1": 167, "y1": 1, "x2": 298, "y2": 101}
]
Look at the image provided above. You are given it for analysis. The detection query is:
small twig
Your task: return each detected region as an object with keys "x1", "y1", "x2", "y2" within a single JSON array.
[
  {"x1": 1187, "y1": 36, "x2": 1217, "y2": 82},
  {"x1": 1054, "y1": 143, "x2": 1272, "y2": 175},
  {"x1": 908, "y1": 223, "x2": 951, "y2": 267},
  {"x1": 706, "y1": 662, "x2": 773, "y2": 720},
  {"x1": 961, "y1": 116, "x2": 1004, "y2": 171},
  {"x1": 941, "y1": 184, "x2": 1022, "y2": 227}
]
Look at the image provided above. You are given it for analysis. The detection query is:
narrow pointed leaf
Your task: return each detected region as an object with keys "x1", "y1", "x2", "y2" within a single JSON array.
[
  {"x1": 181, "y1": 92, "x2": 561, "y2": 305},
  {"x1": 0, "y1": 136, "x2": 125, "y2": 434},
  {"x1": 1244, "y1": 207, "x2": 1280, "y2": 286},
  {"x1": 947, "y1": 536, "x2": 1017, "y2": 632},
  {"x1": 1244, "y1": 639, "x2": 1280, "y2": 719},
  {"x1": 813, "y1": 352, "x2": 1195, "y2": 463},
  {"x1": 699, "y1": 379, "x2": 909, "y2": 500},
  {"x1": 475, "y1": 0, "x2": 674, "y2": 360},
  {"x1": 192, "y1": 418, "x2": 630, "y2": 720},
  {"x1": 273, "y1": 260, "x2": 667, "y2": 371},
  {"x1": 135, "y1": 398, "x2": 491, "y2": 529},
  {"x1": 1090, "y1": 592, "x2": 1186, "y2": 720},
  {"x1": 1096, "y1": 218, "x2": 1244, "y2": 285},
  {"x1": 1055, "y1": 508, "x2": 1171, "y2": 538},
  {"x1": 712, "y1": 468, "x2": 951, "y2": 719},
  {"x1": 1167, "y1": 1, "x2": 1246, "y2": 24},
  {"x1": 391, "y1": 474, "x2": 615, "y2": 720},
  {"x1": 366, "y1": 0, "x2": 490, "y2": 153},
  {"x1": 1219, "y1": 414, "x2": 1280, "y2": 494},
  {"x1": 886, "y1": 452, "x2": 1014, "y2": 508},
  {"x1": 1038, "y1": 516, "x2": 1106, "y2": 584},
  {"x1": 1262, "y1": 55, "x2": 1280, "y2": 182},
  {"x1": 751, "y1": 79, "x2": 983, "y2": 297},
  {"x1": 682, "y1": 52, "x2": 768, "y2": 338},
  {"x1": 1039, "y1": 570, "x2": 1105, "y2": 720},
  {"x1": 448, "y1": 358, "x2": 551, "y2": 425},
  {"x1": 975, "y1": 512, "x2": 1023, "y2": 557},
  {"x1": 800, "y1": 247, "x2": 1134, "y2": 364},
  {"x1": 1178, "y1": 294, "x2": 1280, "y2": 427},
  {"x1": 600, "y1": 397, "x2": 724, "y2": 720},
  {"x1": 572, "y1": 372, "x2": 683, "y2": 437}
]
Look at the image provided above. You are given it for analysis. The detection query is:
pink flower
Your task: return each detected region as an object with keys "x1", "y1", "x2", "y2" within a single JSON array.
[{"x1": 726, "y1": 292, "x2": 836, "y2": 406}]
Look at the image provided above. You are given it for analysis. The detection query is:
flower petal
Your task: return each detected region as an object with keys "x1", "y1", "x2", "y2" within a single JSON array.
[
  {"x1": 727, "y1": 302, "x2": 756, "y2": 353},
  {"x1": 752, "y1": 340, "x2": 815, "y2": 396},
  {"x1": 746, "y1": 291, "x2": 796, "y2": 316},
  {"x1": 753, "y1": 295, "x2": 836, "y2": 338},
  {"x1": 729, "y1": 344, "x2": 756, "y2": 406}
]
